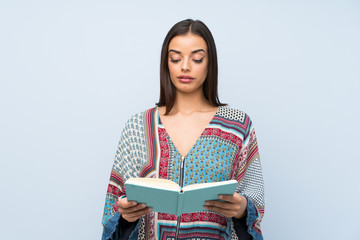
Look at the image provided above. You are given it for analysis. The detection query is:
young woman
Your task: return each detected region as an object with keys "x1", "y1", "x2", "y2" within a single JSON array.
[{"x1": 101, "y1": 19, "x2": 264, "y2": 240}]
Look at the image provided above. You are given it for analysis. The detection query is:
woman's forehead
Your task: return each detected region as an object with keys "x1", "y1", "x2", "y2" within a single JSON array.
[{"x1": 168, "y1": 33, "x2": 207, "y2": 53}]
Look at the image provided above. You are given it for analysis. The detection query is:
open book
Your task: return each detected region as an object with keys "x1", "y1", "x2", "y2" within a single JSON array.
[{"x1": 125, "y1": 178, "x2": 238, "y2": 216}]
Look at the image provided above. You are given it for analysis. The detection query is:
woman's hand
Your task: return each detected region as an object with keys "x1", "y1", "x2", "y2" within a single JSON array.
[
  {"x1": 204, "y1": 192, "x2": 247, "y2": 219},
  {"x1": 117, "y1": 197, "x2": 152, "y2": 222}
]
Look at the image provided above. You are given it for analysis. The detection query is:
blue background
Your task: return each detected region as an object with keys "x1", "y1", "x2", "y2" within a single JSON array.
[{"x1": 0, "y1": 0, "x2": 359, "y2": 239}]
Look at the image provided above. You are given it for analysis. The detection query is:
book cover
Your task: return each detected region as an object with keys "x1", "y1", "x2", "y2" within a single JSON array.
[{"x1": 125, "y1": 178, "x2": 238, "y2": 216}]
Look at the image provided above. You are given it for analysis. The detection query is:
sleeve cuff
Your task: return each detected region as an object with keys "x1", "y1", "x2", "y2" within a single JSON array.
[
  {"x1": 244, "y1": 196, "x2": 263, "y2": 240},
  {"x1": 101, "y1": 212, "x2": 139, "y2": 240}
]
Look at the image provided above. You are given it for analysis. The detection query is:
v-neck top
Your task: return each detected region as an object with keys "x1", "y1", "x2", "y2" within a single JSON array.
[
  {"x1": 156, "y1": 106, "x2": 238, "y2": 187},
  {"x1": 102, "y1": 105, "x2": 265, "y2": 240},
  {"x1": 156, "y1": 106, "x2": 220, "y2": 158}
]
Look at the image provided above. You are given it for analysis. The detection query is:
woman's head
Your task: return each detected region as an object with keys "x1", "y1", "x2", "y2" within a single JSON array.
[{"x1": 156, "y1": 19, "x2": 226, "y2": 114}]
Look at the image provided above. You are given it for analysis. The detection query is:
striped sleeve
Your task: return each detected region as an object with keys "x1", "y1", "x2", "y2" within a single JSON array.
[
  {"x1": 235, "y1": 115, "x2": 265, "y2": 240},
  {"x1": 101, "y1": 116, "x2": 142, "y2": 240}
]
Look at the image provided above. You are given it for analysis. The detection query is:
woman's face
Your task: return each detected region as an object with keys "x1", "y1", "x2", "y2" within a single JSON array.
[{"x1": 168, "y1": 33, "x2": 208, "y2": 95}]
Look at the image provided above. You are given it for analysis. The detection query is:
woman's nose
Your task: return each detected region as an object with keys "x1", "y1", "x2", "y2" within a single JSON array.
[{"x1": 181, "y1": 58, "x2": 190, "y2": 72}]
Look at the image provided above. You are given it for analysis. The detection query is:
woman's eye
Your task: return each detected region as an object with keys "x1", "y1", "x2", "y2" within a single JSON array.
[
  {"x1": 170, "y1": 59, "x2": 181, "y2": 63},
  {"x1": 193, "y1": 58, "x2": 204, "y2": 63}
]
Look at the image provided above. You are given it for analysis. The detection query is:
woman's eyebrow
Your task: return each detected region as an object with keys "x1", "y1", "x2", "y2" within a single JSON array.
[
  {"x1": 191, "y1": 49, "x2": 206, "y2": 54},
  {"x1": 168, "y1": 49, "x2": 206, "y2": 54},
  {"x1": 168, "y1": 49, "x2": 181, "y2": 54}
]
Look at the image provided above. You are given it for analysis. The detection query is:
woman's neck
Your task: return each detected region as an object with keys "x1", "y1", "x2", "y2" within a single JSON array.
[{"x1": 171, "y1": 91, "x2": 215, "y2": 115}]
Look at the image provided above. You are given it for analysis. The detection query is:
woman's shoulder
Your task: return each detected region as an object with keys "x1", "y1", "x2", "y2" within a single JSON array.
[
  {"x1": 123, "y1": 107, "x2": 158, "y2": 126},
  {"x1": 130, "y1": 107, "x2": 157, "y2": 118},
  {"x1": 217, "y1": 105, "x2": 252, "y2": 123}
]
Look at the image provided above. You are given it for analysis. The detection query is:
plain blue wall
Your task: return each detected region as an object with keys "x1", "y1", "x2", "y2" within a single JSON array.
[{"x1": 1, "y1": 0, "x2": 359, "y2": 239}]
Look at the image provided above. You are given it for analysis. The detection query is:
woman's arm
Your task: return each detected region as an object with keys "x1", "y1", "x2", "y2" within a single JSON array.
[
  {"x1": 101, "y1": 114, "x2": 148, "y2": 240},
  {"x1": 101, "y1": 197, "x2": 152, "y2": 240}
]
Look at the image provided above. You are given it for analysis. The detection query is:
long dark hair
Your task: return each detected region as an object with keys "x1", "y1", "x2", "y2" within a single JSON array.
[{"x1": 156, "y1": 19, "x2": 227, "y2": 115}]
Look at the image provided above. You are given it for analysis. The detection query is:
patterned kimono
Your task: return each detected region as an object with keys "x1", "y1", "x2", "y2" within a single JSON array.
[{"x1": 101, "y1": 106, "x2": 264, "y2": 240}]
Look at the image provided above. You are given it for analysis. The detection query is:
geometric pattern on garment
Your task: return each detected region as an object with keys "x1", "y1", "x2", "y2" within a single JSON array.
[
  {"x1": 217, "y1": 106, "x2": 246, "y2": 123},
  {"x1": 236, "y1": 156, "x2": 265, "y2": 207},
  {"x1": 169, "y1": 135, "x2": 238, "y2": 186},
  {"x1": 154, "y1": 110, "x2": 244, "y2": 239},
  {"x1": 101, "y1": 106, "x2": 265, "y2": 240}
]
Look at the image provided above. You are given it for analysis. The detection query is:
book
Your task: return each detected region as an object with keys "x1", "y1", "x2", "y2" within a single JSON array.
[{"x1": 125, "y1": 178, "x2": 238, "y2": 216}]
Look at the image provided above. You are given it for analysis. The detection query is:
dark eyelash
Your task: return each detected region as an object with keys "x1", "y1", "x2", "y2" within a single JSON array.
[
  {"x1": 170, "y1": 59, "x2": 180, "y2": 63},
  {"x1": 170, "y1": 58, "x2": 204, "y2": 63}
]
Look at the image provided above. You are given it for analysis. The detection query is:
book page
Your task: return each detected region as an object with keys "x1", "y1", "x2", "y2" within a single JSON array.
[
  {"x1": 126, "y1": 178, "x2": 180, "y2": 190},
  {"x1": 183, "y1": 180, "x2": 238, "y2": 191}
]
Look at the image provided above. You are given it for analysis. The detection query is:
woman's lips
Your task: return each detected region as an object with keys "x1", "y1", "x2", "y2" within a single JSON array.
[{"x1": 178, "y1": 75, "x2": 194, "y2": 83}]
